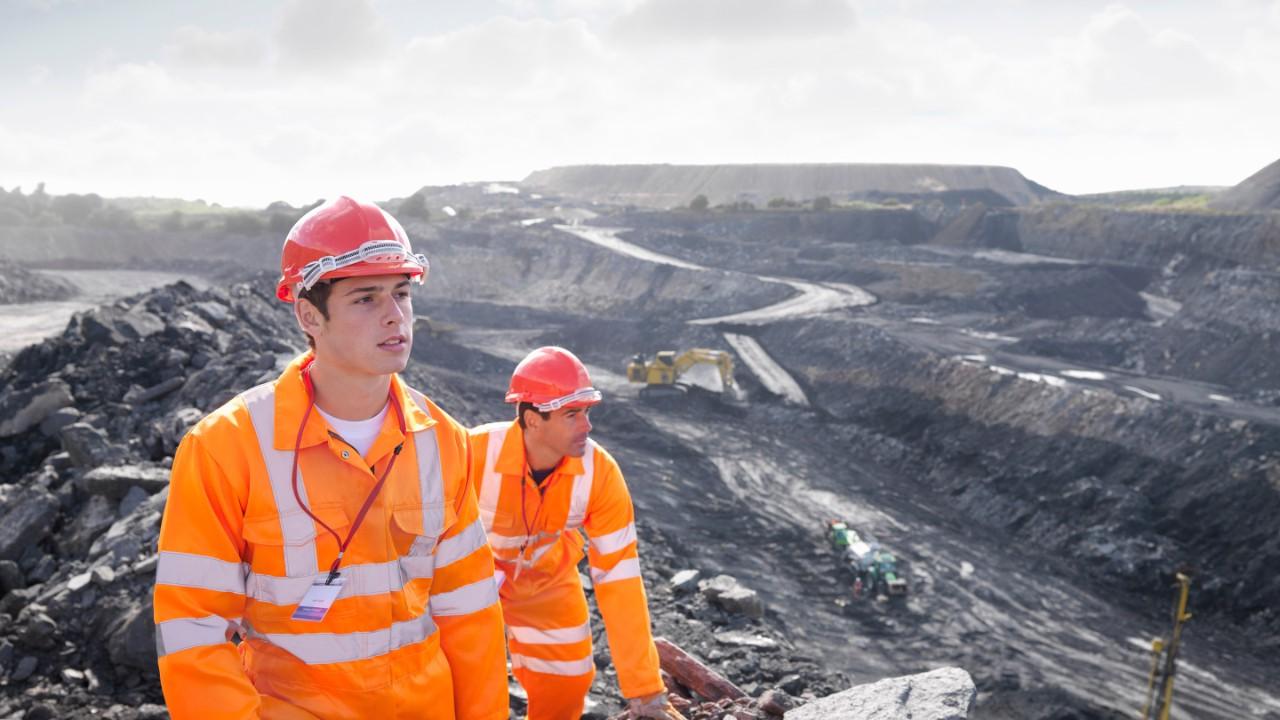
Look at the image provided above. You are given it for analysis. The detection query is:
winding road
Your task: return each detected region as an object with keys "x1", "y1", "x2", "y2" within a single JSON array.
[{"x1": 556, "y1": 225, "x2": 872, "y2": 404}]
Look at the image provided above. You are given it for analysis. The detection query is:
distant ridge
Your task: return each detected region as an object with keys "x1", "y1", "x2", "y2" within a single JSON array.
[
  {"x1": 521, "y1": 163, "x2": 1060, "y2": 207},
  {"x1": 1211, "y1": 157, "x2": 1280, "y2": 212}
]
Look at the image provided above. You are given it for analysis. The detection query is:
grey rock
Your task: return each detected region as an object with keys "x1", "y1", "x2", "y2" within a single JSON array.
[
  {"x1": 122, "y1": 376, "x2": 185, "y2": 405},
  {"x1": 191, "y1": 300, "x2": 233, "y2": 327},
  {"x1": 61, "y1": 667, "x2": 86, "y2": 684},
  {"x1": 46, "y1": 451, "x2": 73, "y2": 473},
  {"x1": 26, "y1": 704, "x2": 55, "y2": 720},
  {"x1": 118, "y1": 485, "x2": 150, "y2": 517},
  {"x1": 164, "y1": 348, "x2": 191, "y2": 368},
  {"x1": 106, "y1": 600, "x2": 157, "y2": 671},
  {"x1": 78, "y1": 308, "x2": 127, "y2": 344},
  {"x1": 0, "y1": 560, "x2": 23, "y2": 594},
  {"x1": 784, "y1": 667, "x2": 975, "y2": 720},
  {"x1": 18, "y1": 611, "x2": 57, "y2": 649},
  {"x1": 60, "y1": 422, "x2": 121, "y2": 468},
  {"x1": 156, "y1": 407, "x2": 203, "y2": 454},
  {"x1": 137, "y1": 703, "x2": 170, "y2": 720},
  {"x1": 82, "y1": 463, "x2": 169, "y2": 499},
  {"x1": 67, "y1": 571, "x2": 93, "y2": 592},
  {"x1": 714, "y1": 630, "x2": 778, "y2": 650},
  {"x1": 0, "y1": 379, "x2": 74, "y2": 438},
  {"x1": 0, "y1": 638, "x2": 12, "y2": 669},
  {"x1": 11, "y1": 655, "x2": 37, "y2": 682},
  {"x1": 173, "y1": 310, "x2": 216, "y2": 336},
  {"x1": 779, "y1": 674, "x2": 807, "y2": 696},
  {"x1": 0, "y1": 486, "x2": 59, "y2": 561},
  {"x1": 59, "y1": 494, "x2": 116, "y2": 557},
  {"x1": 26, "y1": 553, "x2": 56, "y2": 583},
  {"x1": 131, "y1": 554, "x2": 158, "y2": 576},
  {"x1": 699, "y1": 574, "x2": 765, "y2": 619},
  {"x1": 0, "y1": 587, "x2": 38, "y2": 617},
  {"x1": 118, "y1": 307, "x2": 165, "y2": 340},
  {"x1": 38, "y1": 406, "x2": 82, "y2": 438},
  {"x1": 92, "y1": 565, "x2": 116, "y2": 586},
  {"x1": 670, "y1": 568, "x2": 700, "y2": 594}
]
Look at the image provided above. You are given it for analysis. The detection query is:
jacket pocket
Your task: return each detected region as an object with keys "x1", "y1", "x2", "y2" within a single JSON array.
[{"x1": 243, "y1": 504, "x2": 350, "y2": 579}]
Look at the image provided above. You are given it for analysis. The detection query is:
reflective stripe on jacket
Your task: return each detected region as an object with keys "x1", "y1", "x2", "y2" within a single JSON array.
[
  {"x1": 469, "y1": 420, "x2": 664, "y2": 699},
  {"x1": 155, "y1": 354, "x2": 507, "y2": 720}
]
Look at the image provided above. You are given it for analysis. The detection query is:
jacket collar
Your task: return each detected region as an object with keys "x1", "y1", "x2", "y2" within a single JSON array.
[
  {"x1": 271, "y1": 352, "x2": 435, "y2": 451},
  {"x1": 494, "y1": 419, "x2": 585, "y2": 478}
]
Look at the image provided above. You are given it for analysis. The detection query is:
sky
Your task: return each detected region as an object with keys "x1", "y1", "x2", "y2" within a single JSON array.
[{"x1": 2, "y1": 0, "x2": 1278, "y2": 207}]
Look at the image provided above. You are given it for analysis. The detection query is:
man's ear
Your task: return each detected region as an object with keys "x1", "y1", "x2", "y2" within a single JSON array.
[
  {"x1": 295, "y1": 298, "x2": 324, "y2": 339},
  {"x1": 521, "y1": 406, "x2": 540, "y2": 432}
]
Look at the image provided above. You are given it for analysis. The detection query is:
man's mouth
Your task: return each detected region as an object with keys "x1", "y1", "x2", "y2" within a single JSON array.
[{"x1": 378, "y1": 334, "x2": 408, "y2": 350}]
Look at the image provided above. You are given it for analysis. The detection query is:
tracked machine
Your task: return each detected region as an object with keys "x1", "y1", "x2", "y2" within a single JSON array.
[
  {"x1": 627, "y1": 349, "x2": 739, "y2": 402},
  {"x1": 825, "y1": 520, "x2": 907, "y2": 600}
]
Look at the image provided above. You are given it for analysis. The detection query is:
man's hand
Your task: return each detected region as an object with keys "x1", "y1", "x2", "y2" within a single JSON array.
[{"x1": 628, "y1": 691, "x2": 686, "y2": 720}]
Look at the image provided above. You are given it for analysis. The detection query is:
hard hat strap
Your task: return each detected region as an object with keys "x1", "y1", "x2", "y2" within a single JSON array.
[
  {"x1": 533, "y1": 387, "x2": 602, "y2": 412},
  {"x1": 298, "y1": 239, "x2": 429, "y2": 292}
]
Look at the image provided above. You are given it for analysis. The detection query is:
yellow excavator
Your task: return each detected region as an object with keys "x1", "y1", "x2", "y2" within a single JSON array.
[{"x1": 627, "y1": 349, "x2": 737, "y2": 402}]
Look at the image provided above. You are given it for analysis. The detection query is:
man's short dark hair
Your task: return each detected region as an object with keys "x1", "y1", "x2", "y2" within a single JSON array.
[
  {"x1": 517, "y1": 402, "x2": 549, "y2": 429},
  {"x1": 296, "y1": 281, "x2": 333, "y2": 348}
]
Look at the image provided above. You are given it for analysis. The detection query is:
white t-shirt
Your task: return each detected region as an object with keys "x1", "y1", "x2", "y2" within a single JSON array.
[{"x1": 316, "y1": 402, "x2": 389, "y2": 459}]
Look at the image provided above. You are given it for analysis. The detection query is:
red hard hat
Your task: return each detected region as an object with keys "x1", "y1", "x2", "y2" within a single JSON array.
[
  {"x1": 506, "y1": 346, "x2": 602, "y2": 411},
  {"x1": 276, "y1": 196, "x2": 429, "y2": 302}
]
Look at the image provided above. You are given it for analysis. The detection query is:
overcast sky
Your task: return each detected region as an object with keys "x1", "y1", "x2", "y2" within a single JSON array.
[{"x1": 2, "y1": 0, "x2": 1278, "y2": 207}]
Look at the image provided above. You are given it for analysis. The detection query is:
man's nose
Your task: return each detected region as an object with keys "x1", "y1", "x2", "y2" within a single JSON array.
[{"x1": 384, "y1": 296, "x2": 406, "y2": 324}]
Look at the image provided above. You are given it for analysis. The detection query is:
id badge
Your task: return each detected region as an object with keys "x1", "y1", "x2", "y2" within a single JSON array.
[{"x1": 292, "y1": 577, "x2": 345, "y2": 622}]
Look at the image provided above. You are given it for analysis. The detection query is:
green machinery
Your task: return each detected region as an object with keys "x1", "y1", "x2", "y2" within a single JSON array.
[{"x1": 825, "y1": 520, "x2": 907, "y2": 599}]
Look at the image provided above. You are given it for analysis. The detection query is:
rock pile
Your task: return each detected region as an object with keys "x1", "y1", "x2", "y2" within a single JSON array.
[
  {"x1": 0, "y1": 277, "x2": 300, "y2": 717},
  {"x1": 0, "y1": 262, "x2": 77, "y2": 305}
]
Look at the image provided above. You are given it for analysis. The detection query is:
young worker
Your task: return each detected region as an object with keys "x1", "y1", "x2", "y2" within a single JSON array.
[
  {"x1": 471, "y1": 346, "x2": 684, "y2": 720},
  {"x1": 154, "y1": 196, "x2": 507, "y2": 719}
]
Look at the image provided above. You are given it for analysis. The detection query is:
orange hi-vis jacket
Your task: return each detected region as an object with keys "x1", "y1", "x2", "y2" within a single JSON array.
[
  {"x1": 154, "y1": 354, "x2": 507, "y2": 720},
  {"x1": 469, "y1": 421, "x2": 664, "y2": 700}
]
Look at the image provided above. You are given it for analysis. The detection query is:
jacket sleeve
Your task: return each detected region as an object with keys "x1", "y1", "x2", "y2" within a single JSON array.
[
  {"x1": 154, "y1": 430, "x2": 264, "y2": 720},
  {"x1": 582, "y1": 450, "x2": 665, "y2": 699},
  {"x1": 430, "y1": 432, "x2": 509, "y2": 720}
]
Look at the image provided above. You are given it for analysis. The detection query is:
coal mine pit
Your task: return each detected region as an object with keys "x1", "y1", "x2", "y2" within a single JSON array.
[{"x1": 1, "y1": 187, "x2": 1279, "y2": 720}]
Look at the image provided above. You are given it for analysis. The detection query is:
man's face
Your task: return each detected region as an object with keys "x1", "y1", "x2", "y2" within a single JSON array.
[
  {"x1": 527, "y1": 405, "x2": 594, "y2": 460},
  {"x1": 300, "y1": 274, "x2": 414, "y2": 377}
]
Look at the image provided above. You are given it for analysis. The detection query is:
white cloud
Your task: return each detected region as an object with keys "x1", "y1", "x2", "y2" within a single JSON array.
[
  {"x1": 82, "y1": 62, "x2": 176, "y2": 105},
  {"x1": 613, "y1": 0, "x2": 856, "y2": 42},
  {"x1": 28, "y1": 65, "x2": 50, "y2": 86},
  {"x1": 1073, "y1": 4, "x2": 1232, "y2": 102},
  {"x1": 274, "y1": 0, "x2": 391, "y2": 71},
  {"x1": 4, "y1": 2, "x2": 1277, "y2": 204},
  {"x1": 164, "y1": 26, "x2": 267, "y2": 70}
]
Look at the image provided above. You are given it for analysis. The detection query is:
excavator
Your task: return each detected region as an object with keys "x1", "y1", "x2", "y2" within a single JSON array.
[{"x1": 627, "y1": 349, "x2": 738, "y2": 402}]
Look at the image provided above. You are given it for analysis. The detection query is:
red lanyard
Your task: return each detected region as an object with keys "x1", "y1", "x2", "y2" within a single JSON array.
[{"x1": 292, "y1": 361, "x2": 407, "y2": 585}]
